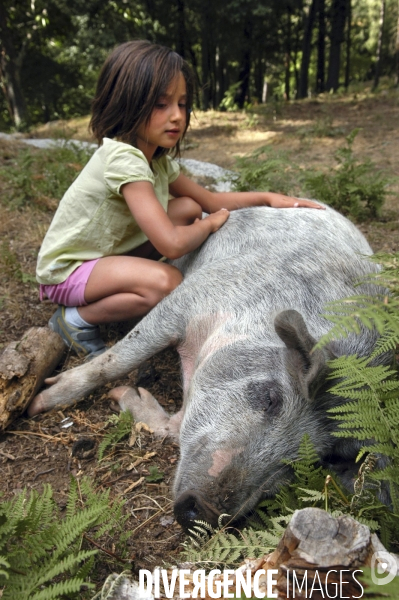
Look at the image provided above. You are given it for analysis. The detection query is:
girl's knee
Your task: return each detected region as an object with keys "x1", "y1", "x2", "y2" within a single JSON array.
[
  {"x1": 168, "y1": 196, "x2": 202, "y2": 225},
  {"x1": 158, "y1": 265, "x2": 183, "y2": 296}
]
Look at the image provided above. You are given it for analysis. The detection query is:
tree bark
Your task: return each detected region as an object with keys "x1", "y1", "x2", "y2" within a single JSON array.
[
  {"x1": 0, "y1": 2, "x2": 28, "y2": 128},
  {"x1": 200, "y1": 2, "x2": 213, "y2": 110},
  {"x1": 326, "y1": 0, "x2": 349, "y2": 92},
  {"x1": 234, "y1": 14, "x2": 253, "y2": 108},
  {"x1": 187, "y1": 45, "x2": 202, "y2": 107},
  {"x1": 285, "y1": 9, "x2": 292, "y2": 100},
  {"x1": 344, "y1": 0, "x2": 352, "y2": 89},
  {"x1": 316, "y1": 0, "x2": 326, "y2": 93},
  {"x1": 253, "y1": 48, "x2": 264, "y2": 104},
  {"x1": 293, "y1": 18, "x2": 301, "y2": 96},
  {"x1": 272, "y1": 507, "x2": 397, "y2": 598},
  {"x1": 396, "y1": 0, "x2": 399, "y2": 86},
  {"x1": 176, "y1": 0, "x2": 186, "y2": 58},
  {"x1": 298, "y1": 0, "x2": 318, "y2": 99},
  {"x1": 373, "y1": 0, "x2": 386, "y2": 90},
  {"x1": 0, "y1": 327, "x2": 65, "y2": 430}
]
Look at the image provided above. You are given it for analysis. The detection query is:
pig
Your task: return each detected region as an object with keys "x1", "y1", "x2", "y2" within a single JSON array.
[{"x1": 28, "y1": 205, "x2": 383, "y2": 531}]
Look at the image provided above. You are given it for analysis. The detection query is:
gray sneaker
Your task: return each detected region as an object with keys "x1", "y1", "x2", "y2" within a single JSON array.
[{"x1": 48, "y1": 306, "x2": 107, "y2": 359}]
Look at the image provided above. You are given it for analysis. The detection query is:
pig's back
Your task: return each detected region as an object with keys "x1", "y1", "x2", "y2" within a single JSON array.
[
  {"x1": 170, "y1": 206, "x2": 378, "y2": 349},
  {"x1": 174, "y1": 206, "x2": 372, "y2": 273}
]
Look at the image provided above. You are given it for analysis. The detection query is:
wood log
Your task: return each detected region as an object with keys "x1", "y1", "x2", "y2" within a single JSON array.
[
  {"x1": 0, "y1": 327, "x2": 65, "y2": 430},
  {"x1": 93, "y1": 508, "x2": 399, "y2": 599},
  {"x1": 271, "y1": 507, "x2": 370, "y2": 598}
]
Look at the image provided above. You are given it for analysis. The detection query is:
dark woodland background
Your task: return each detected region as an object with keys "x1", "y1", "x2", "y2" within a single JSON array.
[{"x1": 1, "y1": 0, "x2": 399, "y2": 130}]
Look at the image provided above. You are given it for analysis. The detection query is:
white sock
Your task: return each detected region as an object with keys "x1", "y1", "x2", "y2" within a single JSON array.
[{"x1": 64, "y1": 307, "x2": 95, "y2": 329}]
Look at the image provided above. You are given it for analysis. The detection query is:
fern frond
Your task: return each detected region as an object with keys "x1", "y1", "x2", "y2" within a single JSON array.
[
  {"x1": 28, "y1": 577, "x2": 95, "y2": 600},
  {"x1": 316, "y1": 296, "x2": 399, "y2": 348},
  {"x1": 370, "y1": 328, "x2": 399, "y2": 358},
  {"x1": 239, "y1": 527, "x2": 280, "y2": 555},
  {"x1": 327, "y1": 355, "x2": 399, "y2": 454},
  {"x1": 34, "y1": 549, "x2": 97, "y2": 587},
  {"x1": 98, "y1": 410, "x2": 134, "y2": 462},
  {"x1": 0, "y1": 554, "x2": 10, "y2": 580},
  {"x1": 75, "y1": 552, "x2": 96, "y2": 582},
  {"x1": 66, "y1": 475, "x2": 79, "y2": 519},
  {"x1": 297, "y1": 488, "x2": 324, "y2": 503},
  {"x1": 182, "y1": 526, "x2": 276, "y2": 567},
  {"x1": 50, "y1": 505, "x2": 107, "y2": 560},
  {"x1": 0, "y1": 476, "x2": 132, "y2": 599}
]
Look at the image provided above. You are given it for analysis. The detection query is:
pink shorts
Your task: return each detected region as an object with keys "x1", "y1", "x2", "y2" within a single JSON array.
[{"x1": 39, "y1": 259, "x2": 100, "y2": 307}]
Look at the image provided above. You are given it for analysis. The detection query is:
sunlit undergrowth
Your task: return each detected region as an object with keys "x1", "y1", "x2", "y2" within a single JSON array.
[
  {"x1": 233, "y1": 130, "x2": 394, "y2": 221},
  {"x1": 0, "y1": 141, "x2": 94, "y2": 211}
]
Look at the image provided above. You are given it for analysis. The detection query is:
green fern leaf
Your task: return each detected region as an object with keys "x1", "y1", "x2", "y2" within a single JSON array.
[
  {"x1": 34, "y1": 550, "x2": 97, "y2": 588},
  {"x1": 98, "y1": 410, "x2": 134, "y2": 461},
  {"x1": 28, "y1": 577, "x2": 95, "y2": 600}
]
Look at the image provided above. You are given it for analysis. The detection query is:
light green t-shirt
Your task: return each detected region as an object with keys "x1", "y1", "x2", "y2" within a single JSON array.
[{"x1": 36, "y1": 138, "x2": 180, "y2": 284}]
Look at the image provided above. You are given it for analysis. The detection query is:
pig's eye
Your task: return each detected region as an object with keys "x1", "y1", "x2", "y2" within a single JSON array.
[{"x1": 246, "y1": 381, "x2": 281, "y2": 417}]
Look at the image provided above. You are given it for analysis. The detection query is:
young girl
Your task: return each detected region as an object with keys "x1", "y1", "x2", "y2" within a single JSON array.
[{"x1": 37, "y1": 40, "x2": 323, "y2": 360}]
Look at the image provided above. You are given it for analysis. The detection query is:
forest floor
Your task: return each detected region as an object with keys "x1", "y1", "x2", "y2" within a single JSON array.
[{"x1": 0, "y1": 88, "x2": 399, "y2": 593}]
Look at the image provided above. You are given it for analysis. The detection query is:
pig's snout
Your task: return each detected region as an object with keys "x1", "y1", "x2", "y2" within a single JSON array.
[{"x1": 174, "y1": 490, "x2": 221, "y2": 532}]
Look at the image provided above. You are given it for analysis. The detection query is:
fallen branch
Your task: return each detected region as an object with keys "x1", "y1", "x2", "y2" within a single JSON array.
[{"x1": 0, "y1": 327, "x2": 65, "y2": 430}]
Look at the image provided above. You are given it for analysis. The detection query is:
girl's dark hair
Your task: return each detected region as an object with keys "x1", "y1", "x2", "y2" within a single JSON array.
[{"x1": 90, "y1": 40, "x2": 194, "y2": 158}]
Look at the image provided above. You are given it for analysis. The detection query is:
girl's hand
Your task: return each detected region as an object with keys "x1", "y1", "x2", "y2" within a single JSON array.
[
  {"x1": 266, "y1": 192, "x2": 325, "y2": 209},
  {"x1": 203, "y1": 208, "x2": 230, "y2": 232}
]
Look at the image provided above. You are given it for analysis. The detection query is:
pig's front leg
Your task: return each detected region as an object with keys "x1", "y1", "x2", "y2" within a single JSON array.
[
  {"x1": 27, "y1": 313, "x2": 181, "y2": 416},
  {"x1": 28, "y1": 350, "x2": 129, "y2": 416},
  {"x1": 109, "y1": 386, "x2": 183, "y2": 442}
]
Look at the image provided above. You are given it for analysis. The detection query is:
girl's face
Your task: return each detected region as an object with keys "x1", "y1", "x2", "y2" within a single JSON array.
[{"x1": 136, "y1": 73, "x2": 187, "y2": 161}]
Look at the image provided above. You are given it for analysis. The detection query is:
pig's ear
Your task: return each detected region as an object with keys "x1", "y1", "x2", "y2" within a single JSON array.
[{"x1": 274, "y1": 309, "x2": 335, "y2": 401}]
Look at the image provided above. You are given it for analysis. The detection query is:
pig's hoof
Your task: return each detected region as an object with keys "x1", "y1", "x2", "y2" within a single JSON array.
[
  {"x1": 108, "y1": 385, "x2": 137, "y2": 412},
  {"x1": 108, "y1": 386, "x2": 133, "y2": 404},
  {"x1": 27, "y1": 393, "x2": 47, "y2": 417}
]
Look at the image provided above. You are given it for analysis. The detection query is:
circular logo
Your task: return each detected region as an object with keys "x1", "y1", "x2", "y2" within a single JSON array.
[{"x1": 370, "y1": 551, "x2": 398, "y2": 585}]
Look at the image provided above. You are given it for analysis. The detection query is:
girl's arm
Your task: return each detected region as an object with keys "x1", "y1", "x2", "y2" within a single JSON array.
[
  {"x1": 169, "y1": 173, "x2": 325, "y2": 213},
  {"x1": 122, "y1": 181, "x2": 229, "y2": 260}
]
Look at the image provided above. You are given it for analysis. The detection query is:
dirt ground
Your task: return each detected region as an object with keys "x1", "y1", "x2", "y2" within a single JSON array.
[{"x1": 1, "y1": 89, "x2": 399, "y2": 591}]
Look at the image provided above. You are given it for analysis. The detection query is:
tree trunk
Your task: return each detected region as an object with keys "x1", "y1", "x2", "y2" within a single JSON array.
[
  {"x1": 344, "y1": 0, "x2": 352, "y2": 89},
  {"x1": 373, "y1": 0, "x2": 386, "y2": 90},
  {"x1": 253, "y1": 48, "x2": 264, "y2": 104},
  {"x1": 176, "y1": 0, "x2": 186, "y2": 58},
  {"x1": 326, "y1": 0, "x2": 348, "y2": 92},
  {"x1": 293, "y1": 18, "x2": 301, "y2": 97},
  {"x1": 0, "y1": 328, "x2": 65, "y2": 430},
  {"x1": 0, "y1": 3, "x2": 28, "y2": 128},
  {"x1": 187, "y1": 45, "x2": 202, "y2": 107},
  {"x1": 396, "y1": 0, "x2": 399, "y2": 86},
  {"x1": 316, "y1": 0, "x2": 326, "y2": 93},
  {"x1": 234, "y1": 14, "x2": 253, "y2": 108},
  {"x1": 298, "y1": 0, "x2": 318, "y2": 99},
  {"x1": 210, "y1": 33, "x2": 217, "y2": 108},
  {"x1": 200, "y1": 3, "x2": 212, "y2": 110},
  {"x1": 285, "y1": 9, "x2": 292, "y2": 100}
]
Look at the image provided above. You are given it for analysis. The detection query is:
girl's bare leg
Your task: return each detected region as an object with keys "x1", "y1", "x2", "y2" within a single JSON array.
[
  {"x1": 167, "y1": 196, "x2": 203, "y2": 225},
  {"x1": 80, "y1": 257, "x2": 182, "y2": 323}
]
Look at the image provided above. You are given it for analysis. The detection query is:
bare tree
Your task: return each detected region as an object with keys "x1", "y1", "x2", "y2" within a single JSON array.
[
  {"x1": 316, "y1": 0, "x2": 326, "y2": 93},
  {"x1": 0, "y1": 2, "x2": 28, "y2": 128},
  {"x1": 326, "y1": 0, "x2": 349, "y2": 92},
  {"x1": 394, "y1": 0, "x2": 399, "y2": 85},
  {"x1": 344, "y1": 0, "x2": 352, "y2": 89},
  {"x1": 373, "y1": 0, "x2": 386, "y2": 90},
  {"x1": 298, "y1": 0, "x2": 318, "y2": 99}
]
